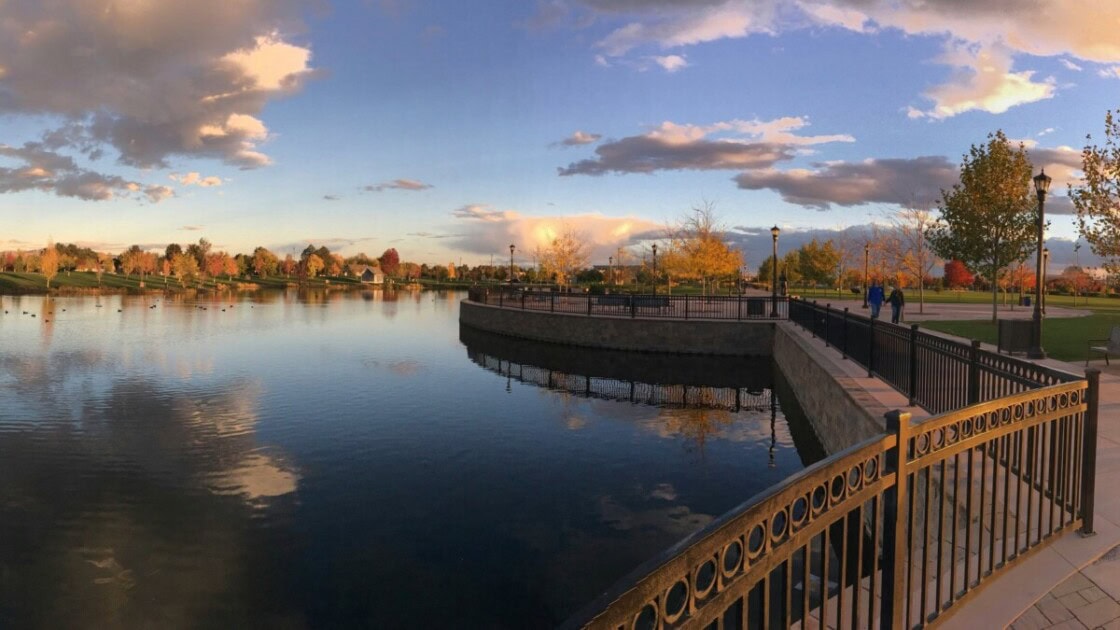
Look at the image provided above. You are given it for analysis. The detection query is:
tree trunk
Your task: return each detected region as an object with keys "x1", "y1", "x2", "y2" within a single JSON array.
[
  {"x1": 919, "y1": 280, "x2": 925, "y2": 314},
  {"x1": 991, "y1": 283, "x2": 998, "y2": 323}
]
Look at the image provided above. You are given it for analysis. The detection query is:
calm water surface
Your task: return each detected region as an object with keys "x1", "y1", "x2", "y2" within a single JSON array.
[{"x1": 0, "y1": 290, "x2": 818, "y2": 628}]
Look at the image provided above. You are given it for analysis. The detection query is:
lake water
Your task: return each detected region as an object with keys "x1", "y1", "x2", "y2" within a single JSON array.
[{"x1": 0, "y1": 290, "x2": 820, "y2": 628}]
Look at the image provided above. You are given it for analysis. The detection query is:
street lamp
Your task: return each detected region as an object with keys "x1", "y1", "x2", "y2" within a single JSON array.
[
  {"x1": 1028, "y1": 169, "x2": 1051, "y2": 359},
  {"x1": 1042, "y1": 247, "x2": 1049, "y2": 315},
  {"x1": 862, "y1": 243, "x2": 870, "y2": 309},
  {"x1": 770, "y1": 226, "x2": 780, "y2": 317},
  {"x1": 608, "y1": 255, "x2": 613, "y2": 287},
  {"x1": 651, "y1": 243, "x2": 658, "y2": 295},
  {"x1": 509, "y1": 244, "x2": 515, "y2": 285}
]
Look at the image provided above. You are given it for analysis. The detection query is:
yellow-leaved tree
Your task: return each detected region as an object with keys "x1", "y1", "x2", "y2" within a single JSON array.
[
  {"x1": 41, "y1": 240, "x2": 59, "y2": 289},
  {"x1": 536, "y1": 224, "x2": 589, "y2": 287},
  {"x1": 662, "y1": 201, "x2": 743, "y2": 294}
]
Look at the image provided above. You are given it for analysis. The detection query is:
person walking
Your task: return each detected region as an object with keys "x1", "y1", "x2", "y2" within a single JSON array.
[
  {"x1": 867, "y1": 281, "x2": 884, "y2": 319},
  {"x1": 888, "y1": 285, "x2": 905, "y2": 324}
]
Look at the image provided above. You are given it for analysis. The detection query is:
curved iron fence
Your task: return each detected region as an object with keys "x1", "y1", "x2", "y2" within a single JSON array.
[
  {"x1": 544, "y1": 295, "x2": 1100, "y2": 629},
  {"x1": 466, "y1": 286, "x2": 789, "y2": 320}
]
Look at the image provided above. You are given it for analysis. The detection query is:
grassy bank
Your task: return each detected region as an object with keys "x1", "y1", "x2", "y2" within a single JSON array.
[{"x1": 0, "y1": 271, "x2": 374, "y2": 295}]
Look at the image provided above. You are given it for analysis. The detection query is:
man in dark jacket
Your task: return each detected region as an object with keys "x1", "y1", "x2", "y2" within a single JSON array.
[{"x1": 888, "y1": 286, "x2": 905, "y2": 324}]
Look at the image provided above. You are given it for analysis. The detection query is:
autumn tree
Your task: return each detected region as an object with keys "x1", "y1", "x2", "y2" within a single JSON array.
[
  {"x1": 378, "y1": 248, "x2": 401, "y2": 276},
  {"x1": 171, "y1": 252, "x2": 199, "y2": 287},
  {"x1": 883, "y1": 205, "x2": 941, "y2": 313},
  {"x1": 928, "y1": 130, "x2": 1038, "y2": 322},
  {"x1": 252, "y1": 247, "x2": 279, "y2": 277},
  {"x1": 41, "y1": 240, "x2": 59, "y2": 288},
  {"x1": 281, "y1": 253, "x2": 296, "y2": 277},
  {"x1": 304, "y1": 253, "x2": 324, "y2": 278},
  {"x1": 661, "y1": 202, "x2": 743, "y2": 294},
  {"x1": 1072, "y1": 110, "x2": 1120, "y2": 272},
  {"x1": 943, "y1": 260, "x2": 974, "y2": 289},
  {"x1": 535, "y1": 224, "x2": 590, "y2": 287}
]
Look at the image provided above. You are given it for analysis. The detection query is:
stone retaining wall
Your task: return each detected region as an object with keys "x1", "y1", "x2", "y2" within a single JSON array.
[{"x1": 459, "y1": 300, "x2": 772, "y2": 356}]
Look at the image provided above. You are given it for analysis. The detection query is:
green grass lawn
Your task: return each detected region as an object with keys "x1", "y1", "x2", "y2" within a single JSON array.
[
  {"x1": 918, "y1": 315, "x2": 1120, "y2": 363},
  {"x1": 0, "y1": 271, "x2": 369, "y2": 294}
]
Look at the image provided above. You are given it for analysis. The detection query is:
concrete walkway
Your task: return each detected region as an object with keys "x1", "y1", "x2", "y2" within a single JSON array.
[{"x1": 782, "y1": 307, "x2": 1120, "y2": 629}]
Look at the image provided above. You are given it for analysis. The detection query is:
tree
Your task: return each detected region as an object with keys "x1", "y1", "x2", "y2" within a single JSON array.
[
  {"x1": 928, "y1": 130, "x2": 1038, "y2": 322},
  {"x1": 171, "y1": 252, "x2": 199, "y2": 286},
  {"x1": 1072, "y1": 110, "x2": 1120, "y2": 272},
  {"x1": 41, "y1": 241, "x2": 59, "y2": 288},
  {"x1": 252, "y1": 247, "x2": 279, "y2": 277},
  {"x1": 97, "y1": 252, "x2": 114, "y2": 287},
  {"x1": 378, "y1": 248, "x2": 401, "y2": 276},
  {"x1": 305, "y1": 253, "x2": 324, "y2": 278},
  {"x1": 883, "y1": 205, "x2": 941, "y2": 313},
  {"x1": 165, "y1": 243, "x2": 182, "y2": 261},
  {"x1": 535, "y1": 224, "x2": 590, "y2": 287},
  {"x1": 944, "y1": 260, "x2": 974, "y2": 289},
  {"x1": 661, "y1": 202, "x2": 743, "y2": 294},
  {"x1": 281, "y1": 254, "x2": 296, "y2": 277},
  {"x1": 796, "y1": 239, "x2": 840, "y2": 288}
]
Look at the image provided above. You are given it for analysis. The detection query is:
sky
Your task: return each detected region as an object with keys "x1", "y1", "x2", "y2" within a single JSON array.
[{"x1": 1, "y1": 0, "x2": 1118, "y2": 271}]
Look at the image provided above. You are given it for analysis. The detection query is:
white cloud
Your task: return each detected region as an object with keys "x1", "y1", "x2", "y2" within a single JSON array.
[
  {"x1": 557, "y1": 130, "x2": 603, "y2": 146},
  {"x1": 909, "y1": 43, "x2": 1055, "y2": 119},
  {"x1": 652, "y1": 54, "x2": 688, "y2": 72},
  {"x1": 448, "y1": 208, "x2": 663, "y2": 261},
  {"x1": 364, "y1": 178, "x2": 434, "y2": 192},
  {"x1": 171, "y1": 172, "x2": 223, "y2": 187},
  {"x1": 595, "y1": 2, "x2": 768, "y2": 57},
  {"x1": 1059, "y1": 59, "x2": 1083, "y2": 72},
  {"x1": 1098, "y1": 66, "x2": 1120, "y2": 80}
]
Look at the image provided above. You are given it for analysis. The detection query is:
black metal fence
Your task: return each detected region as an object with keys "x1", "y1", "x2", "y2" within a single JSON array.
[
  {"x1": 787, "y1": 299, "x2": 1078, "y2": 414},
  {"x1": 467, "y1": 286, "x2": 789, "y2": 320}
]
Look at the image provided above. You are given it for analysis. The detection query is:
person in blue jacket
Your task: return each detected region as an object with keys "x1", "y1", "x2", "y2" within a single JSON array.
[{"x1": 867, "y1": 281, "x2": 885, "y2": 319}]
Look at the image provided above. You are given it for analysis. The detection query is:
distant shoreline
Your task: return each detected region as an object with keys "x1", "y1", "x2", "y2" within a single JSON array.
[{"x1": 0, "y1": 272, "x2": 472, "y2": 296}]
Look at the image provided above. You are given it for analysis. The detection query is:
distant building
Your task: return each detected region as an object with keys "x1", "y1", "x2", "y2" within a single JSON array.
[{"x1": 349, "y1": 264, "x2": 384, "y2": 285}]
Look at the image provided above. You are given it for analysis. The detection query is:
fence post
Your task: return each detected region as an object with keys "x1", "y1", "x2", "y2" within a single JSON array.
[
  {"x1": 810, "y1": 301, "x2": 817, "y2": 338},
  {"x1": 967, "y1": 340, "x2": 981, "y2": 405},
  {"x1": 868, "y1": 317, "x2": 876, "y2": 377},
  {"x1": 842, "y1": 308, "x2": 849, "y2": 359},
  {"x1": 909, "y1": 324, "x2": 919, "y2": 406},
  {"x1": 550, "y1": 292, "x2": 555, "y2": 313},
  {"x1": 1081, "y1": 368, "x2": 1101, "y2": 536},
  {"x1": 587, "y1": 292, "x2": 592, "y2": 316},
  {"x1": 630, "y1": 296, "x2": 636, "y2": 319},
  {"x1": 881, "y1": 409, "x2": 911, "y2": 630},
  {"x1": 738, "y1": 294, "x2": 742, "y2": 321},
  {"x1": 499, "y1": 289, "x2": 503, "y2": 308},
  {"x1": 685, "y1": 295, "x2": 689, "y2": 320},
  {"x1": 823, "y1": 303, "x2": 831, "y2": 348},
  {"x1": 521, "y1": 292, "x2": 526, "y2": 310}
]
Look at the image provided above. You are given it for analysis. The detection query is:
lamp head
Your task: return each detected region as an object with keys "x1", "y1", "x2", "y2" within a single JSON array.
[
  {"x1": 1033, "y1": 169, "x2": 1052, "y2": 196},
  {"x1": 770, "y1": 225, "x2": 780, "y2": 239}
]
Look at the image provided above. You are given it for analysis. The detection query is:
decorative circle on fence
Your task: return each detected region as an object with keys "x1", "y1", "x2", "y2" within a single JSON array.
[
  {"x1": 863, "y1": 456, "x2": 879, "y2": 481},
  {"x1": 791, "y1": 496, "x2": 809, "y2": 528},
  {"x1": 694, "y1": 559, "x2": 717, "y2": 598},
  {"x1": 633, "y1": 603, "x2": 657, "y2": 630},
  {"x1": 721, "y1": 540, "x2": 743, "y2": 577},
  {"x1": 664, "y1": 580, "x2": 689, "y2": 623},
  {"x1": 771, "y1": 509, "x2": 788, "y2": 541}
]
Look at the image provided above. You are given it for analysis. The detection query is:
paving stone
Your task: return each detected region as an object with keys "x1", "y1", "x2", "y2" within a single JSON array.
[
  {"x1": 1079, "y1": 585, "x2": 1108, "y2": 604},
  {"x1": 1101, "y1": 616, "x2": 1120, "y2": 630},
  {"x1": 1038, "y1": 594, "x2": 1076, "y2": 624},
  {"x1": 1048, "y1": 619, "x2": 1087, "y2": 630},
  {"x1": 1011, "y1": 605, "x2": 1053, "y2": 630},
  {"x1": 1059, "y1": 591, "x2": 1091, "y2": 610},
  {"x1": 1071, "y1": 597, "x2": 1120, "y2": 629},
  {"x1": 1053, "y1": 573, "x2": 1097, "y2": 597}
]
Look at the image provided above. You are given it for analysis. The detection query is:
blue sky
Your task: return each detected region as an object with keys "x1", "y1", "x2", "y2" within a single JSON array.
[{"x1": 1, "y1": 0, "x2": 1117, "y2": 270}]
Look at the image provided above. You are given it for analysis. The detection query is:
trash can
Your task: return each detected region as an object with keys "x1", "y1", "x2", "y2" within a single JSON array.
[
  {"x1": 1020, "y1": 296, "x2": 1031, "y2": 307},
  {"x1": 747, "y1": 298, "x2": 765, "y2": 316}
]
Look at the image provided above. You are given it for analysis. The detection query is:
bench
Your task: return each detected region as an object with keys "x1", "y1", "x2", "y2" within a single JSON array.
[{"x1": 1087, "y1": 326, "x2": 1120, "y2": 365}]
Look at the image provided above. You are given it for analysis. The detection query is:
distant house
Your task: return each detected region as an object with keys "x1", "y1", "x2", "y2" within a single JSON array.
[{"x1": 349, "y1": 264, "x2": 385, "y2": 285}]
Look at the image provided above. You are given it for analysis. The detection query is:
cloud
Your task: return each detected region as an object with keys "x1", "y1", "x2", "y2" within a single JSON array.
[
  {"x1": 652, "y1": 54, "x2": 688, "y2": 72},
  {"x1": 1098, "y1": 66, "x2": 1120, "y2": 80},
  {"x1": 908, "y1": 43, "x2": 1055, "y2": 119},
  {"x1": 0, "y1": 142, "x2": 173, "y2": 203},
  {"x1": 594, "y1": 2, "x2": 769, "y2": 57},
  {"x1": 323, "y1": 194, "x2": 340, "y2": 201},
  {"x1": 0, "y1": 0, "x2": 313, "y2": 198},
  {"x1": 451, "y1": 204, "x2": 520, "y2": 222},
  {"x1": 170, "y1": 172, "x2": 223, "y2": 187},
  {"x1": 447, "y1": 208, "x2": 662, "y2": 262},
  {"x1": 734, "y1": 156, "x2": 958, "y2": 209},
  {"x1": 364, "y1": 178, "x2": 433, "y2": 192},
  {"x1": 557, "y1": 130, "x2": 603, "y2": 146},
  {"x1": 1059, "y1": 59, "x2": 1083, "y2": 72},
  {"x1": 558, "y1": 117, "x2": 851, "y2": 176},
  {"x1": 179, "y1": 226, "x2": 204, "y2": 231}
]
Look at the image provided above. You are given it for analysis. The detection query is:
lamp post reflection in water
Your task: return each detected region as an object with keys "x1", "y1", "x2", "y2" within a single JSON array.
[{"x1": 769, "y1": 386, "x2": 777, "y2": 468}]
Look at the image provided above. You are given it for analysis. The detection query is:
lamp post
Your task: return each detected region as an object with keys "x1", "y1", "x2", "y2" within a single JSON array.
[
  {"x1": 651, "y1": 243, "x2": 658, "y2": 295},
  {"x1": 608, "y1": 256, "x2": 613, "y2": 287},
  {"x1": 1028, "y1": 169, "x2": 1051, "y2": 359},
  {"x1": 862, "y1": 243, "x2": 870, "y2": 309},
  {"x1": 1042, "y1": 247, "x2": 1049, "y2": 315},
  {"x1": 509, "y1": 244, "x2": 515, "y2": 285},
  {"x1": 770, "y1": 226, "x2": 780, "y2": 317}
]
